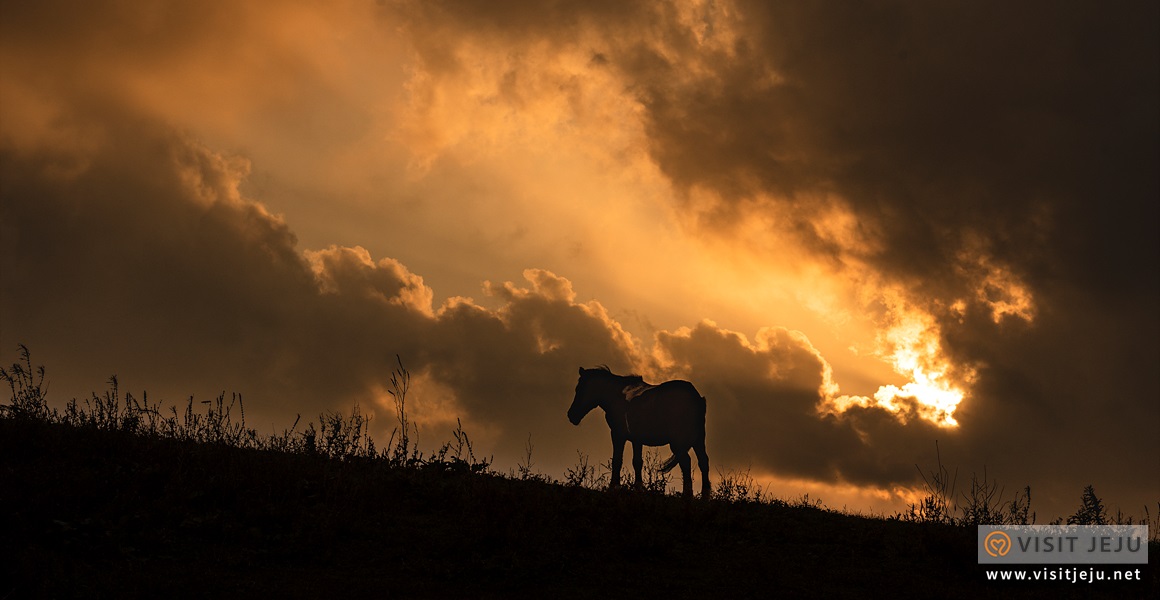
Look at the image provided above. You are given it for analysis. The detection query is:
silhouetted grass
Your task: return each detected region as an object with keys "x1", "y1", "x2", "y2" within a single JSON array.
[
  {"x1": 896, "y1": 441, "x2": 1158, "y2": 537},
  {"x1": 2, "y1": 346, "x2": 1156, "y2": 598}
]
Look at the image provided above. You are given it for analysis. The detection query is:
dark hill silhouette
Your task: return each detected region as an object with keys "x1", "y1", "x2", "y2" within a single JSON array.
[
  {"x1": 1, "y1": 348, "x2": 1155, "y2": 598},
  {"x1": 4, "y1": 418, "x2": 1156, "y2": 599}
]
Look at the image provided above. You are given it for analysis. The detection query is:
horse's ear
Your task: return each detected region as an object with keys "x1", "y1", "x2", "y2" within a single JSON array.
[{"x1": 578, "y1": 367, "x2": 584, "y2": 375}]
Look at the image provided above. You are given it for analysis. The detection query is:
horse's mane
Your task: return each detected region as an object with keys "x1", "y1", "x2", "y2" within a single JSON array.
[{"x1": 590, "y1": 365, "x2": 646, "y2": 384}]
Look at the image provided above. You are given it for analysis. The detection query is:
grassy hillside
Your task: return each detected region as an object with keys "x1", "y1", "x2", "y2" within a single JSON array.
[
  {"x1": 2, "y1": 416, "x2": 1155, "y2": 599},
  {"x1": 1, "y1": 349, "x2": 1155, "y2": 598}
]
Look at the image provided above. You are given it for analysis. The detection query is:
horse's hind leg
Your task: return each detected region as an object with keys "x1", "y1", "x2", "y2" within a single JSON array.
[
  {"x1": 672, "y1": 444, "x2": 693, "y2": 499},
  {"x1": 694, "y1": 441, "x2": 711, "y2": 500},
  {"x1": 631, "y1": 441, "x2": 644, "y2": 491}
]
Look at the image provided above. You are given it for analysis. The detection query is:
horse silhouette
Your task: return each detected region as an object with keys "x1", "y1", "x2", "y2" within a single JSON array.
[{"x1": 567, "y1": 366, "x2": 710, "y2": 499}]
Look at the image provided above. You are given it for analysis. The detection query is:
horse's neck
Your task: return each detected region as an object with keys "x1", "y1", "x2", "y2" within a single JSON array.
[
  {"x1": 599, "y1": 393, "x2": 626, "y2": 414},
  {"x1": 596, "y1": 380, "x2": 627, "y2": 414},
  {"x1": 600, "y1": 392, "x2": 629, "y2": 435}
]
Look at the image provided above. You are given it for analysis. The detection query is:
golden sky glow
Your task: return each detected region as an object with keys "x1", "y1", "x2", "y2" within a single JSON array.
[{"x1": 1, "y1": 0, "x2": 1156, "y2": 519}]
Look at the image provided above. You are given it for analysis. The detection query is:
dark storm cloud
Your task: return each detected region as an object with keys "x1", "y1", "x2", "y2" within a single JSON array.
[
  {"x1": 626, "y1": 1, "x2": 1158, "y2": 297},
  {"x1": 1, "y1": 111, "x2": 341, "y2": 404}
]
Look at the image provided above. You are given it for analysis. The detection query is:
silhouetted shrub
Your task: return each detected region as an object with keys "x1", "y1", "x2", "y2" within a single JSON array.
[
  {"x1": 564, "y1": 450, "x2": 606, "y2": 489},
  {"x1": 712, "y1": 466, "x2": 765, "y2": 503},
  {"x1": 1067, "y1": 485, "x2": 1109, "y2": 525},
  {"x1": 0, "y1": 345, "x2": 48, "y2": 420}
]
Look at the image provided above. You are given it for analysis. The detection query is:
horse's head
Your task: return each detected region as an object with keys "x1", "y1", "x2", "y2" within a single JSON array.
[
  {"x1": 568, "y1": 366, "x2": 644, "y2": 425},
  {"x1": 568, "y1": 367, "x2": 600, "y2": 425}
]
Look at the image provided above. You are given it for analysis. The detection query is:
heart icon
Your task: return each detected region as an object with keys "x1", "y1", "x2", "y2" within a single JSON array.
[{"x1": 984, "y1": 530, "x2": 1012, "y2": 557}]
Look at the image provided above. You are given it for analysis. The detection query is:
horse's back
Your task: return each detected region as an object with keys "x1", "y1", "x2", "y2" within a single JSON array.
[
  {"x1": 626, "y1": 380, "x2": 705, "y2": 445},
  {"x1": 654, "y1": 380, "x2": 705, "y2": 412}
]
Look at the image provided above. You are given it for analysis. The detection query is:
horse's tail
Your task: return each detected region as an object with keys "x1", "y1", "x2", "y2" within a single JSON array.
[{"x1": 659, "y1": 453, "x2": 682, "y2": 473}]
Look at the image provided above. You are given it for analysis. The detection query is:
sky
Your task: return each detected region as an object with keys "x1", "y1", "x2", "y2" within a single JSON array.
[{"x1": 1, "y1": 0, "x2": 1157, "y2": 519}]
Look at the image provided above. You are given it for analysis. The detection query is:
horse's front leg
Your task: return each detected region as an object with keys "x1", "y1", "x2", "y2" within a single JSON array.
[
  {"x1": 610, "y1": 436, "x2": 626, "y2": 489},
  {"x1": 631, "y1": 441, "x2": 643, "y2": 491}
]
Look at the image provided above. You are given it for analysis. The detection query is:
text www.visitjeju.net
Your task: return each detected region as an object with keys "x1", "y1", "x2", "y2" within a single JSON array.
[{"x1": 985, "y1": 566, "x2": 1144, "y2": 583}]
